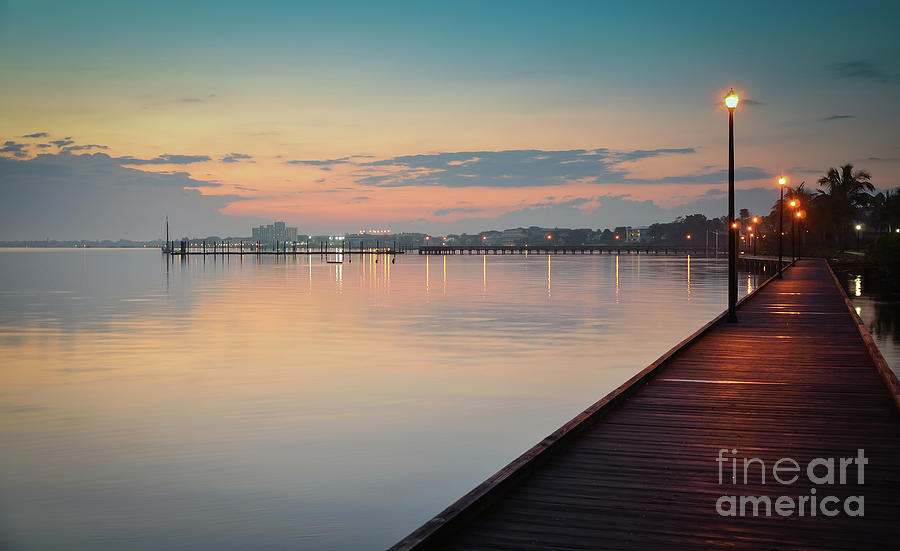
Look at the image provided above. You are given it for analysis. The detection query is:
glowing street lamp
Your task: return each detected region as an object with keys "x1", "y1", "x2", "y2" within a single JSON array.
[
  {"x1": 748, "y1": 226, "x2": 757, "y2": 255},
  {"x1": 856, "y1": 224, "x2": 862, "y2": 251},
  {"x1": 725, "y1": 89, "x2": 740, "y2": 109},
  {"x1": 777, "y1": 176, "x2": 787, "y2": 279},
  {"x1": 725, "y1": 88, "x2": 740, "y2": 321}
]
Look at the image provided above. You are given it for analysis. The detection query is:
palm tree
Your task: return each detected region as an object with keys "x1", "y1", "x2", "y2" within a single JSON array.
[
  {"x1": 868, "y1": 189, "x2": 900, "y2": 234},
  {"x1": 817, "y1": 164, "x2": 874, "y2": 249},
  {"x1": 785, "y1": 181, "x2": 814, "y2": 206}
]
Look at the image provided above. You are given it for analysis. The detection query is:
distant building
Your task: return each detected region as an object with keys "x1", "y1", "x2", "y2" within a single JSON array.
[
  {"x1": 251, "y1": 221, "x2": 299, "y2": 246},
  {"x1": 628, "y1": 226, "x2": 649, "y2": 243},
  {"x1": 611, "y1": 226, "x2": 647, "y2": 243}
]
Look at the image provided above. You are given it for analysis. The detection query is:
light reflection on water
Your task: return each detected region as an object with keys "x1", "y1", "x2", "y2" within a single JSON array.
[
  {"x1": 842, "y1": 270, "x2": 900, "y2": 377},
  {"x1": 0, "y1": 248, "x2": 759, "y2": 550}
]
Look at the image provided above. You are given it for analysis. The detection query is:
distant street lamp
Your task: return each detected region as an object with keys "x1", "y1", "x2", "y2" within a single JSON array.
[
  {"x1": 791, "y1": 206, "x2": 797, "y2": 262},
  {"x1": 796, "y1": 211, "x2": 803, "y2": 259},
  {"x1": 725, "y1": 88, "x2": 740, "y2": 321},
  {"x1": 856, "y1": 224, "x2": 862, "y2": 251},
  {"x1": 777, "y1": 176, "x2": 786, "y2": 279},
  {"x1": 789, "y1": 199, "x2": 797, "y2": 262}
]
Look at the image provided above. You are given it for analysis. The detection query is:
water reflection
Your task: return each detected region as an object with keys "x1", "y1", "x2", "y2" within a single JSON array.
[
  {"x1": 686, "y1": 255, "x2": 691, "y2": 297},
  {"x1": 615, "y1": 254, "x2": 619, "y2": 302},
  {"x1": 840, "y1": 270, "x2": 899, "y2": 377},
  {"x1": 482, "y1": 255, "x2": 486, "y2": 295},
  {"x1": 547, "y1": 255, "x2": 551, "y2": 298},
  {"x1": 0, "y1": 249, "x2": 762, "y2": 550}
]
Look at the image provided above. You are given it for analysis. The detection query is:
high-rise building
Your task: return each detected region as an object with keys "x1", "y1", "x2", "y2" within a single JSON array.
[{"x1": 251, "y1": 221, "x2": 298, "y2": 246}]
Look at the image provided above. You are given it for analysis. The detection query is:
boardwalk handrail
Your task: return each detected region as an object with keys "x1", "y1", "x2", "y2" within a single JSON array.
[
  {"x1": 826, "y1": 262, "x2": 900, "y2": 412},
  {"x1": 390, "y1": 261, "x2": 794, "y2": 551}
]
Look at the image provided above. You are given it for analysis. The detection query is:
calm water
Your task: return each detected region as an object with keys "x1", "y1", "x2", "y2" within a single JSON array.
[
  {"x1": 840, "y1": 270, "x2": 900, "y2": 377},
  {"x1": 0, "y1": 249, "x2": 762, "y2": 550}
]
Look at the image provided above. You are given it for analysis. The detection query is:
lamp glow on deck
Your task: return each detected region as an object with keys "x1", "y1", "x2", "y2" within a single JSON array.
[{"x1": 724, "y1": 88, "x2": 739, "y2": 109}]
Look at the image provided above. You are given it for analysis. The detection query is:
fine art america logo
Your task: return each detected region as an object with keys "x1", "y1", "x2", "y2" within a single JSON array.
[{"x1": 715, "y1": 448, "x2": 867, "y2": 517}]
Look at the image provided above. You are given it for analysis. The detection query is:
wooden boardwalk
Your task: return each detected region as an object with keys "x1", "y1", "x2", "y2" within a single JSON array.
[{"x1": 392, "y1": 259, "x2": 900, "y2": 550}]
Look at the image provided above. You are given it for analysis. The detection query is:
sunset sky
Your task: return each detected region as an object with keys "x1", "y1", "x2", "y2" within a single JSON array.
[{"x1": 2, "y1": 1, "x2": 899, "y2": 239}]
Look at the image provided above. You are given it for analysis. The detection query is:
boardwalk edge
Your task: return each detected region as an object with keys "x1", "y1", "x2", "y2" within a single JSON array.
[{"x1": 389, "y1": 262, "x2": 790, "y2": 550}]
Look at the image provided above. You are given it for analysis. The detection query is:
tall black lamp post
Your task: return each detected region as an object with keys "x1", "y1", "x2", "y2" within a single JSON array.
[
  {"x1": 725, "y1": 88, "x2": 739, "y2": 322},
  {"x1": 777, "y1": 177, "x2": 786, "y2": 278}
]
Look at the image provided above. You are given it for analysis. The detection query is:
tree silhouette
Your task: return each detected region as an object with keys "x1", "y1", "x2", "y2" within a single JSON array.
[{"x1": 817, "y1": 164, "x2": 874, "y2": 249}]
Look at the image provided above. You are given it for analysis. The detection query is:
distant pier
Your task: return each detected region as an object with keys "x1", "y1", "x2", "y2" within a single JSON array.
[
  {"x1": 420, "y1": 244, "x2": 710, "y2": 255},
  {"x1": 162, "y1": 241, "x2": 403, "y2": 256},
  {"x1": 161, "y1": 242, "x2": 782, "y2": 273}
]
